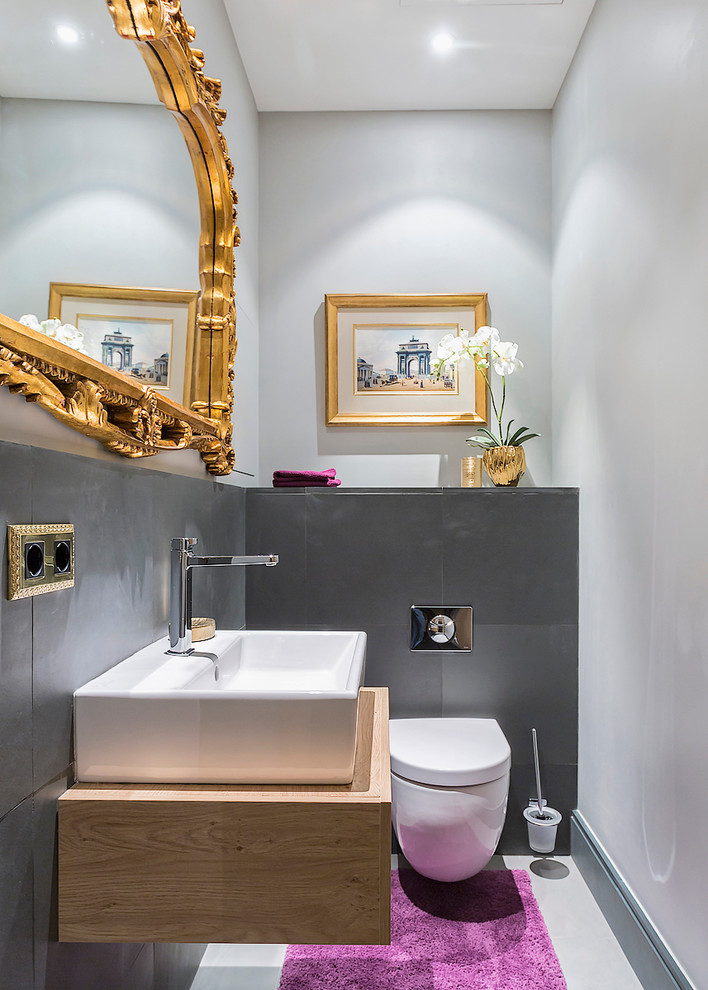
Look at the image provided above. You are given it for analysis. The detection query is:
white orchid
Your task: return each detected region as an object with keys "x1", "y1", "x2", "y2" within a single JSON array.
[
  {"x1": 436, "y1": 332, "x2": 464, "y2": 363},
  {"x1": 433, "y1": 322, "x2": 538, "y2": 451},
  {"x1": 492, "y1": 340, "x2": 523, "y2": 377},
  {"x1": 472, "y1": 325, "x2": 500, "y2": 348},
  {"x1": 20, "y1": 314, "x2": 87, "y2": 354},
  {"x1": 19, "y1": 314, "x2": 43, "y2": 333}
]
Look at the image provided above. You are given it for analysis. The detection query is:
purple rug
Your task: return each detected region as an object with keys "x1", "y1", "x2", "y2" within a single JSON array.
[{"x1": 279, "y1": 869, "x2": 567, "y2": 990}]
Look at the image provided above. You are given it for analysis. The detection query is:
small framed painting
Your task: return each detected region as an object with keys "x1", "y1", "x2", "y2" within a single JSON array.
[
  {"x1": 325, "y1": 293, "x2": 488, "y2": 426},
  {"x1": 48, "y1": 283, "x2": 199, "y2": 406}
]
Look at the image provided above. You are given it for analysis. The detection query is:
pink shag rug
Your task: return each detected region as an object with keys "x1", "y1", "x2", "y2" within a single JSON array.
[{"x1": 279, "y1": 869, "x2": 567, "y2": 990}]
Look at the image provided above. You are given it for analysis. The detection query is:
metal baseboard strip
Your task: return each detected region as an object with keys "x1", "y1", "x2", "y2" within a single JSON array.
[{"x1": 571, "y1": 811, "x2": 695, "y2": 990}]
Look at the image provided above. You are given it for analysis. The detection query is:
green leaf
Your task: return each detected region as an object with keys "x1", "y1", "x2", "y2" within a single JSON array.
[
  {"x1": 507, "y1": 425, "x2": 538, "y2": 446},
  {"x1": 514, "y1": 433, "x2": 540, "y2": 446},
  {"x1": 504, "y1": 419, "x2": 515, "y2": 444},
  {"x1": 477, "y1": 426, "x2": 502, "y2": 444},
  {"x1": 466, "y1": 436, "x2": 497, "y2": 449}
]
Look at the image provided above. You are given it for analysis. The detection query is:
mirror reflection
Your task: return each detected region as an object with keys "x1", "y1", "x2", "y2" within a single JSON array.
[{"x1": 0, "y1": 7, "x2": 201, "y2": 343}]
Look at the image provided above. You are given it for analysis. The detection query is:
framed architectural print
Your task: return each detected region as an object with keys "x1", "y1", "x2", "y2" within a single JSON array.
[
  {"x1": 49, "y1": 283, "x2": 199, "y2": 407},
  {"x1": 325, "y1": 293, "x2": 489, "y2": 426}
]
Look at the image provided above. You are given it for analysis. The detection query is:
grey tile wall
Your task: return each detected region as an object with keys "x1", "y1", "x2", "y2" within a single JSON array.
[
  {"x1": 0, "y1": 443, "x2": 33, "y2": 821},
  {"x1": 0, "y1": 440, "x2": 244, "y2": 990},
  {"x1": 246, "y1": 486, "x2": 578, "y2": 855}
]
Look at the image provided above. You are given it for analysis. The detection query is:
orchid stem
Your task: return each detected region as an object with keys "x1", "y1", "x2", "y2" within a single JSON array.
[
  {"x1": 476, "y1": 362, "x2": 503, "y2": 444},
  {"x1": 499, "y1": 376, "x2": 506, "y2": 443}
]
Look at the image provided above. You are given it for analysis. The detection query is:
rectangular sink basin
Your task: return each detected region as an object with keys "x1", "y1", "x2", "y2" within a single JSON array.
[{"x1": 74, "y1": 630, "x2": 367, "y2": 785}]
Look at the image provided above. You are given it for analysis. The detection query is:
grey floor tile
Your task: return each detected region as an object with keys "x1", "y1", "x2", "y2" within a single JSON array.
[
  {"x1": 305, "y1": 491, "x2": 443, "y2": 628},
  {"x1": 190, "y1": 944, "x2": 287, "y2": 990},
  {"x1": 0, "y1": 797, "x2": 34, "y2": 990},
  {"x1": 551, "y1": 935, "x2": 645, "y2": 989},
  {"x1": 442, "y1": 488, "x2": 578, "y2": 625},
  {"x1": 0, "y1": 442, "x2": 33, "y2": 817},
  {"x1": 441, "y1": 623, "x2": 578, "y2": 765}
]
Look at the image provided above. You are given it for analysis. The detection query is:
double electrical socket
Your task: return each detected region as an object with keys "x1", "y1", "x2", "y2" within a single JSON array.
[{"x1": 7, "y1": 524, "x2": 75, "y2": 600}]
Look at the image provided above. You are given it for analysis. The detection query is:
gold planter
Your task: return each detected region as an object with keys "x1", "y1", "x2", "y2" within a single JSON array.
[{"x1": 482, "y1": 446, "x2": 526, "y2": 487}]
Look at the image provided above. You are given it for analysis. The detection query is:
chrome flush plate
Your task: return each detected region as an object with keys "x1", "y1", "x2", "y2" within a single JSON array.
[{"x1": 410, "y1": 605, "x2": 473, "y2": 652}]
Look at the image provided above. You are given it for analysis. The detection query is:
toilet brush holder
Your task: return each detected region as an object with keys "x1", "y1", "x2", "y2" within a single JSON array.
[{"x1": 523, "y1": 804, "x2": 562, "y2": 854}]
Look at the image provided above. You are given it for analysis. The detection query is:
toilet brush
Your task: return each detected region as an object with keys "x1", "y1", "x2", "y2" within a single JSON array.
[
  {"x1": 532, "y1": 727, "x2": 548, "y2": 819},
  {"x1": 523, "y1": 727, "x2": 562, "y2": 853}
]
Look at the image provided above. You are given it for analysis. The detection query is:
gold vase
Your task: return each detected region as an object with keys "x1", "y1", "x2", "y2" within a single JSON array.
[{"x1": 482, "y1": 446, "x2": 526, "y2": 487}]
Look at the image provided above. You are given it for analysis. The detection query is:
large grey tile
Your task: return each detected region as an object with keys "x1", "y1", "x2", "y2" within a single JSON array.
[
  {"x1": 210, "y1": 482, "x2": 246, "y2": 629},
  {"x1": 32, "y1": 772, "x2": 146, "y2": 990},
  {"x1": 127, "y1": 945, "x2": 155, "y2": 990},
  {"x1": 305, "y1": 492, "x2": 443, "y2": 628},
  {"x1": 150, "y1": 472, "x2": 224, "y2": 635},
  {"x1": 0, "y1": 796, "x2": 34, "y2": 990},
  {"x1": 0, "y1": 441, "x2": 33, "y2": 817},
  {"x1": 442, "y1": 488, "x2": 578, "y2": 625},
  {"x1": 154, "y1": 942, "x2": 207, "y2": 990},
  {"x1": 551, "y1": 936, "x2": 645, "y2": 990},
  {"x1": 245, "y1": 491, "x2": 308, "y2": 628},
  {"x1": 365, "y1": 625, "x2": 443, "y2": 718},
  {"x1": 31, "y1": 451, "x2": 155, "y2": 787},
  {"x1": 441, "y1": 623, "x2": 578, "y2": 764}
]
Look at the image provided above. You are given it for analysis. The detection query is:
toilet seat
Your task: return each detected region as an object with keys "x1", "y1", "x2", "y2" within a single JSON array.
[{"x1": 390, "y1": 717, "x2": 511, "y2": 787}]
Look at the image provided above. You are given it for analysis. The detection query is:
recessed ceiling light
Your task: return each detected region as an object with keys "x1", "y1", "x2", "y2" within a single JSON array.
[
  {"x1": 431, "y1": 32, "x2": 455, "y2": 54},
  {"x1": 56, "y1": 25, "x2": 80, "y2": 45}
]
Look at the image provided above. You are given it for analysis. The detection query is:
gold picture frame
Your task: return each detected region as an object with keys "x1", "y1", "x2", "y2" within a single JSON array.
[
  {"x1": 325, "y1": 294, "x2": 489, "y2": 427},
  {"x1": 49, "y1": 283, "x2": 199, "y2": 408},
  {"x1": 0, "y1": 0, "x2": 237, "y2": 474}
]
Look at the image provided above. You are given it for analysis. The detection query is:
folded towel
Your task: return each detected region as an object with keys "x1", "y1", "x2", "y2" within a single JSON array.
[
  {"x1": 273, "y1": 468, "x2": 337, "y2": 481},
  {"x1": 273, "y1": 478, "x2": 341, "y2": 488}
]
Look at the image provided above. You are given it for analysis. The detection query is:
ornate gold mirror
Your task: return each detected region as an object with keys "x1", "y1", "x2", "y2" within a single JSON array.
[{"x1": 0, "y1": 0, "x2": 236, "y2": 475}]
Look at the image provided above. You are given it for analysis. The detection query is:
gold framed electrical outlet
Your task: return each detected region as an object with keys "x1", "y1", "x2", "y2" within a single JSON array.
[{"x1": 7, "y1": 524, "x2": 75, "y2": 600}]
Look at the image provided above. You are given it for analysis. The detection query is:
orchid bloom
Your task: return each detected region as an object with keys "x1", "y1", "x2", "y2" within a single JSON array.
[
  {"x1": 20, "y1": 314, "x2": 87, "y2": 354},
  {"x1": 472, "y1": 326, "x2": 500, "y2": 348},
  {"x1": 433, "y1": 323, "x2": 538, "y2": 450},
  {"x1": 492, "y1": 340, "x2": 523, "y2": 377}
]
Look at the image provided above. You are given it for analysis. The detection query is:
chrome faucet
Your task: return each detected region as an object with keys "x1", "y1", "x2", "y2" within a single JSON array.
[{"x1": 167, "y1": 537, "x2": 278, "y2": 655}]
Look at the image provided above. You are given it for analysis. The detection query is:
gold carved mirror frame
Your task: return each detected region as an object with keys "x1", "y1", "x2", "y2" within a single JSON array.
[{"x1": 0, "y1": 0, "x2": 237, "y2": 475}]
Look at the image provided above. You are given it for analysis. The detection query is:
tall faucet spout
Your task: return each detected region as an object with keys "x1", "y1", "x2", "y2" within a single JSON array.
[
  {"x1": 189, "y1": 554, "x2": 279, "y2": 567},
  {"x1": 167, "y1": 539, "x2": 278, "y2": 655}
]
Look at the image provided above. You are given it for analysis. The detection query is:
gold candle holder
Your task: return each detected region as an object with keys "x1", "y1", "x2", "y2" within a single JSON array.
[{"x1": 461, "y1": 456, "x2": 483, "y2": 488}]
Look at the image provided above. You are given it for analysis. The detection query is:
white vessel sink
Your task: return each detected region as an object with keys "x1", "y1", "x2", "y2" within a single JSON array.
[{"x1": 74, "y1": 629, "x2": 366, "y2": 785}]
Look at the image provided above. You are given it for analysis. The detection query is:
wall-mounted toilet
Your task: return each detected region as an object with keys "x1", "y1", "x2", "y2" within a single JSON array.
[{"x1": 390, "y1": 718, "x2": 511, "y2": 882}]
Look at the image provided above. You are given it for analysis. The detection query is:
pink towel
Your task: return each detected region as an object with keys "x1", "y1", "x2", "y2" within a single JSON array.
[
  {"x1": 273, "y1": 469, "x2": 337, "y2": 481},
  {"x1": 273, "y1": 478, "x2": 341, "y2": 488}
]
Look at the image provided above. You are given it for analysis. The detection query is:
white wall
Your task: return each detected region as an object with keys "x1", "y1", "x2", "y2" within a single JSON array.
[
  {"x1": 553, "y1": 0, "x2": 708, "y2": 985},
  {"x1": 0, "y1": 0, "x2": 259, "y2": 482},
  {"x1": 259, "y1": 110, "x2": 552, "y2": 487}
]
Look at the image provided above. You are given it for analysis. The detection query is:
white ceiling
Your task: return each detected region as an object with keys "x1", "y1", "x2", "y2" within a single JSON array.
[
  {"x1": 224, "y1": 0, "x2": 598, "y2": 111},
  {"x1": 0, "y1": 0, "x2": 596, "y2": 110}
]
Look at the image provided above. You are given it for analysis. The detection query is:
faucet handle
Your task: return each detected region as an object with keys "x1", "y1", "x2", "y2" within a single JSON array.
[{"x1": 171, "y1": 537, "x2": 198, "y2": 552}]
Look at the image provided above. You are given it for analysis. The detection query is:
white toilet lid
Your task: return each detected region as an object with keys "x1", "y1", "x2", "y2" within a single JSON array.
[{"x1": 389, "y1": 718, "x2": 511, "y2": 786}]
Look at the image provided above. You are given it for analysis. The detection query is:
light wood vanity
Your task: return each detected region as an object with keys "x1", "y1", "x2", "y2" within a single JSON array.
[{"x1": 58, "y1": 687, "x2": 391, "y2": 944}]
